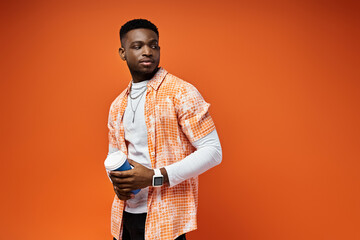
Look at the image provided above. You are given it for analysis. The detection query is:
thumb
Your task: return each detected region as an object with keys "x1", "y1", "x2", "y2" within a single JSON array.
[{"x1": 127, "y1": 159, "x2": 139, "y2": 167}]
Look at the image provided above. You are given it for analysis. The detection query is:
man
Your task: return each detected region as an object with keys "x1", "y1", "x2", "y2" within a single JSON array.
[{"x1": 107, "y1": 19, "x2": 222, "y2": 240}]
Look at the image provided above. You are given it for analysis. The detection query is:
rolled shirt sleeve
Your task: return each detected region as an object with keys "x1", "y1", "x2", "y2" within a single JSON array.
[
  {"x1": 165, "y1": 82, "x2": 221, "y2": 187},
  {"x1": 174, "y1": 82, "x2": 215, "y2": 143},
  {"x1": 106, "y1": 107, "x2": 120, "y2": 181},
  {"x1": 108, "y1": 106, "x2": 120, "y2": 155}
]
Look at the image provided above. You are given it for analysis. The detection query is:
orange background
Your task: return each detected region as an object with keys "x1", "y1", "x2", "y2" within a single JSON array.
[{"x1": 1, "y1": 0, "x2": 359, "y2": 239}]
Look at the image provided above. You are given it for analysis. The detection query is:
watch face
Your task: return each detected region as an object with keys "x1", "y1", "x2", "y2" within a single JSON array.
[{"x1": 154, "y1": 176, "x2": 163, "y2": 186}]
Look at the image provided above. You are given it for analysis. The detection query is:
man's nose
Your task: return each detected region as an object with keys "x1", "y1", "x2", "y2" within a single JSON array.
[{"x1": 142, "y1": 45, "x2": 152, "y2": 56}]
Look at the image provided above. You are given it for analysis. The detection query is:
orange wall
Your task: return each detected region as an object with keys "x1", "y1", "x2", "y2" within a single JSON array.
[{"x1": 1, "y1": 0, "x2": 359, "y2": 239}]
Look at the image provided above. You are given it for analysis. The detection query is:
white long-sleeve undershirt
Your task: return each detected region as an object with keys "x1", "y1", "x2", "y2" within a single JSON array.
[{"x1": 164, "y1": 129, "x2": 222, "y2": 187}]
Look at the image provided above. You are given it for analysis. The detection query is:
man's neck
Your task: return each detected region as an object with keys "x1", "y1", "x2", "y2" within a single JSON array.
[{"x1": 131, "y1": 68, "x2": 159, "y2": 83}]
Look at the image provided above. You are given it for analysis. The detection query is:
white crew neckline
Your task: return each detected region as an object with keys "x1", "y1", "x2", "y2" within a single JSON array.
[{"x1": 131, "y1": 80, "x2": 149, "y2": 90}]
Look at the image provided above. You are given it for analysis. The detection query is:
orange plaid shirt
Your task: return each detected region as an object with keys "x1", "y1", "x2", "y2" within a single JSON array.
[{"x1": 107, "y1": 67, "x2": 215, "y2": 240}]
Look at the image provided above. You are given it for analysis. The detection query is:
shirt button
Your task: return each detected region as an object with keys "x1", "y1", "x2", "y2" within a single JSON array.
[{"x1": 151, "y1": 152, "x2": 155, "y2": 156}]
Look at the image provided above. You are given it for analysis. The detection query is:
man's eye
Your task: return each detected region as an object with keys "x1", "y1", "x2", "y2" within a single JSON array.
[
  {"x1": 133, "y1": 45, "x2": 141, "y2": 49},
  {"x1": 151, "y1": 45, "x2": 158, "y2": 49}
]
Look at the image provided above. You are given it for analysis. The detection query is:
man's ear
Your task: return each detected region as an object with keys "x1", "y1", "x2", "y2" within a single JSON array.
[{"x1": 118, "y1": 47, "x2": 126, "y2": 61}]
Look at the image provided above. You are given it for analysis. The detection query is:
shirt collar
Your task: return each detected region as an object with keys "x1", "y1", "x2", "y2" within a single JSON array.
[{"x1": 125, "y1": 67, "x2": 168, "y2": 94}]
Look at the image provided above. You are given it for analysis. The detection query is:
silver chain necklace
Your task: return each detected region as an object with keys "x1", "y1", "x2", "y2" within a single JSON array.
[{"x1": 129, "y1": 86, "x2": 147, "y2": 123}]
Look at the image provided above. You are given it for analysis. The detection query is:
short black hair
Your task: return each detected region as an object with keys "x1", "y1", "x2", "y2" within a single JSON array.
[{"x1": 120, "y1": 19, "x2": 159, "y2": 44}]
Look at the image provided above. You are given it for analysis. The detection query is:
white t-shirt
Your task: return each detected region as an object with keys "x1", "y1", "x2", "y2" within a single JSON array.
[{"x1": 123, "y1": 80, "x2": 151, "y2": 213}]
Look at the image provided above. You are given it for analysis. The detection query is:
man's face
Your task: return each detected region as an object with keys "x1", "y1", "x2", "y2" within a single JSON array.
[{"x1": 119, "y1": 28, "x2": 160, "y2": 79}]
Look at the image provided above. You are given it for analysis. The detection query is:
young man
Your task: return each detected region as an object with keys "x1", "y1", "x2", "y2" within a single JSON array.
[{"x1": 107, "y1": 19, "x2": 222, "y2": 240}]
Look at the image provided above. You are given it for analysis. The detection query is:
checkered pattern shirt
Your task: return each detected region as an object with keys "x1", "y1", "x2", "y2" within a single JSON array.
[{"x1": 107, "y1": 67, "x2": 215, "y2": 240}]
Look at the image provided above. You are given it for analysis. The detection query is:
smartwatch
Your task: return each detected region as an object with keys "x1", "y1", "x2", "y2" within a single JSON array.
[{"x1": 152, "y1": 169, "x2": 164, "y2": 187}]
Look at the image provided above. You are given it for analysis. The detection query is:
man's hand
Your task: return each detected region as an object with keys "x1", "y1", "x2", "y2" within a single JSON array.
[{"x1": 109, "y1": 159, "x2": 154, "y2": 201}]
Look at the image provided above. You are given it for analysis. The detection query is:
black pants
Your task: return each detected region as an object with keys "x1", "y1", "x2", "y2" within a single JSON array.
[{"x1": 113, "y1": 211, "x2": 186, "y2": 240}]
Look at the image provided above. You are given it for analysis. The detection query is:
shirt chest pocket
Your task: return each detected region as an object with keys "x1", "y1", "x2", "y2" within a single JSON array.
[{"x1": 155, "y1": 98, "x2": 177, "y2": 124}]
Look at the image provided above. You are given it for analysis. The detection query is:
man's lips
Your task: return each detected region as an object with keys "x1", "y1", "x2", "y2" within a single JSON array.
[
  {"x1": 139, "y1": 59, "x2": 154, "y2": 66},
  {"x1": 139, "y1": 59, "x2": 154, "y2": 63}
]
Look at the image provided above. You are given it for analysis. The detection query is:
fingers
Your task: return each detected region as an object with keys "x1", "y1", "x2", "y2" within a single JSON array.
[
  {"x1": 113, "y1": 183, "x2": 133, "y2": 189},
  {"x1": 110, "y1": 175, "x2": 134, "y2": 185},
  {"x1": 127, "y1": 159, "x2": 138, "y2": 167},
  {"x1": 109, "y1": 170, "x2": 133, "y2": 178},
  {"x1": 114, "y1": 186, "x2": 130, "y2": 200},
  {"x1": 116, "y1": 192, "x2": 131, "y2": 200},
  {"x1": 113, "y1": 186, "x2": 135, "y2": 200}
]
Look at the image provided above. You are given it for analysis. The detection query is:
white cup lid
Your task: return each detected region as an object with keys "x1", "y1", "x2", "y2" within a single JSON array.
[{"x1": 104, "y1": 151, "x2": 127, "y2": 171}]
